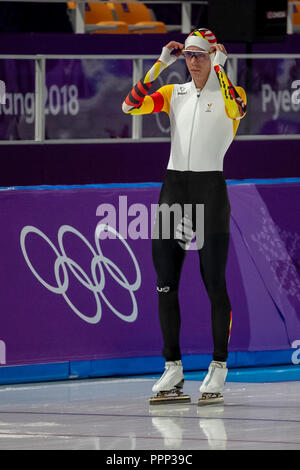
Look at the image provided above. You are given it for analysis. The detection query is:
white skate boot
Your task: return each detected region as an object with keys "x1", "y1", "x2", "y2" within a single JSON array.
[
  {"x1": 198, "y1": 361, "x2": 228, "y2": 406},
  {"x1": 149, "y1": 360, "x2": 191, "y2": 405}
]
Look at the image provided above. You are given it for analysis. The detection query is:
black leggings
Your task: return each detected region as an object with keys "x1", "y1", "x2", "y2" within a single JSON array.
[{"x1": 152, "y1": 170, "x2": 232, "y2": 363}]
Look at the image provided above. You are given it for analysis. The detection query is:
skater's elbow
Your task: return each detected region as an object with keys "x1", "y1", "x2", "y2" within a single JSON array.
[{"x1": 122, "y1": 101, "x2": 133, "y2": 114}]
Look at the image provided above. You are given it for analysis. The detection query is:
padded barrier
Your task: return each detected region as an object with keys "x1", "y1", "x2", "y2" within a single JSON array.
[{"x1": 0, "y1": 179, "x2": 300, "y2": 385}]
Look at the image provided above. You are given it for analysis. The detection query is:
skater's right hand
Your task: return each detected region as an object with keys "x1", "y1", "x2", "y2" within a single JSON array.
[
  {"x1": 159, "y1": 41, "x2": 184, "y2": 67},
  {"x1": 165, "y1": 41, "x2": 184, "y2": 57}
]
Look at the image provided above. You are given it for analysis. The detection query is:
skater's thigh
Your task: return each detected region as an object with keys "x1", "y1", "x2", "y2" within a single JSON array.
[
  {"x1": 152, "y1": 174, "x2": 187, "y2": 288},
  {"x1": 152, "y1": 238, "x2": 186, "y2": 288}
]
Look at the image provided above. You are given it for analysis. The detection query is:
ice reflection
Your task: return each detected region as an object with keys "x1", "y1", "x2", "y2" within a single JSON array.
[
  {"x1": 197, "y1": 405, "x2": 227, "y2": 450},
  {"x1": 149, "y1": 405, "x2": 191, "y2": 448}
]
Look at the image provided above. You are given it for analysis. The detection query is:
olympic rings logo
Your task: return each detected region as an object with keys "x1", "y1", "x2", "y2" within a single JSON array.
[{"x1": 20, "y1": 224, "x2": 141, "y2": 324}]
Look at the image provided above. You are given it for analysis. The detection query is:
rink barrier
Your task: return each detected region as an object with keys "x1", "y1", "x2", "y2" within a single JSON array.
[
  {"x1": 0, "y1": 349, "x2": 299, "y2": 385},
  {"x1": 1, "y1": 177, "x2": 300, "y2": 191},
  {"x1": 1, "y1": 179, "x2": 300, "y2": 386},
  {"x1": 184, "y1": 365, "x2": 300, "y2": 383}
]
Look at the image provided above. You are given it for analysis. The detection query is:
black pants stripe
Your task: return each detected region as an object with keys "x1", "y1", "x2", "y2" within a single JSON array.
[{"x1": 152, "y1": 170, "x2": 232, "y2": 362}]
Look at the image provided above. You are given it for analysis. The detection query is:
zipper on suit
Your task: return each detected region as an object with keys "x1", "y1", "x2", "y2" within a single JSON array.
[{"x1": 187, "y1": 89, "x2": 201, "y2": 170}]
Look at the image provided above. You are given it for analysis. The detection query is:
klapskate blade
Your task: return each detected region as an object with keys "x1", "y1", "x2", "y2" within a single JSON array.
[
  {"x1": 197, "y1": 396, "x2": 224, "y2": 406},
  {"x1": 149, "y1": 395, "x2": 191, "y2": 405}
]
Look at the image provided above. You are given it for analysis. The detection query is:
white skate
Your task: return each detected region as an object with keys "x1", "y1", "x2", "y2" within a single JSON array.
[
  {"x1": 149, "y1": 360, "x2": 191, "y2": 405},
  {"x1": 198, "y1": 361, "x2": 228, "y2": 406}
]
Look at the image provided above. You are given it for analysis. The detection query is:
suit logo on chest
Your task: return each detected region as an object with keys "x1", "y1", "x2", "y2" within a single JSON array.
[
  {"x1": 177, "y1": 86, "x2": 187, "y2": 95},
  {"x1": 205, "y1": 103, "x2": 213, "y2": 112}
]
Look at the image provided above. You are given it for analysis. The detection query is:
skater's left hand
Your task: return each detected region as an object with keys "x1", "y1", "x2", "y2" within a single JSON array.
[
  {"x1": 210, "y1": 43, "x2": 228, "y2": 56},
  {"x1": 211, "y1": 44, "x2": 228, "y2": 67}
]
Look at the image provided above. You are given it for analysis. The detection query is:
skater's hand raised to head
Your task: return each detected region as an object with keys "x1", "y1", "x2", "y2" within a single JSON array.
[
  {"x1": 159, "y1": 41, "x2": 184, "y2": 68},
  {"x1": 165, "y1": 41, "x2": 184, "y2": 57},
  {"x1": 211, "y1": 43, "x2": 228, "y2": 67},
  {"x1": 210, "y1": 43, "x2": 227, "y2": 56}
]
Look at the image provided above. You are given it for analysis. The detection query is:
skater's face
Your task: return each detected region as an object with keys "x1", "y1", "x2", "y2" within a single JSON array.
[{"x1": 184, "y1": 46, "x2": 211, "y2": 79}]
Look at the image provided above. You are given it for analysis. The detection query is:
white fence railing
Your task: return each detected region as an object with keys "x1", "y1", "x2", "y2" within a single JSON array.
[{"x1": 0, "y1": 52, "x2": 300, "y2": 144}]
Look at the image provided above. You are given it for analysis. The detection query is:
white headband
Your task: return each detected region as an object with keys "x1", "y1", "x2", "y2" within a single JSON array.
[{"x1": 184, "y1": 35, "x2": 213, "y2": 52}]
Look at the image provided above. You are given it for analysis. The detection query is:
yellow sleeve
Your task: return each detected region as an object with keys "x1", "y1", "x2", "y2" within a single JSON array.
[
  {"x1": 214, "y1": 63, "x2": 247, "y2": 120},
  {"x1": 227, "y1": 86, "x2": 247, "y2": 119},
  {"x1": 231, "y1": 86, "x2": 247, "y2": 137}
]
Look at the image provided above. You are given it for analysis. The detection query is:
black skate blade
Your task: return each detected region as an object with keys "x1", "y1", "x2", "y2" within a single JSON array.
[
  {"x1": 149, "y1": 394, "x2": 191, "y2": 405},
  {"x1": 197, "y1": 395, "x2": 224, "y2": 406}
]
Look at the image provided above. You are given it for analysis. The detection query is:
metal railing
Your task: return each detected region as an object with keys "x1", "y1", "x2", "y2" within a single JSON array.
[{"x1": 0, "y1": 52, "x2": 300, "y2": 144}]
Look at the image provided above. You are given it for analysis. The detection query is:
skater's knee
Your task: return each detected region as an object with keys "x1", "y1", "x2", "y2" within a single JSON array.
[
  {"x1": 205, "y1": 274, "x2": 225, "y2": 291},
  {"x1": 156, "y1": 282, "x2": 179, "y2": 294},
  {"x1": 205, "y1": 278, "x2": 228, "y2": 300}
]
